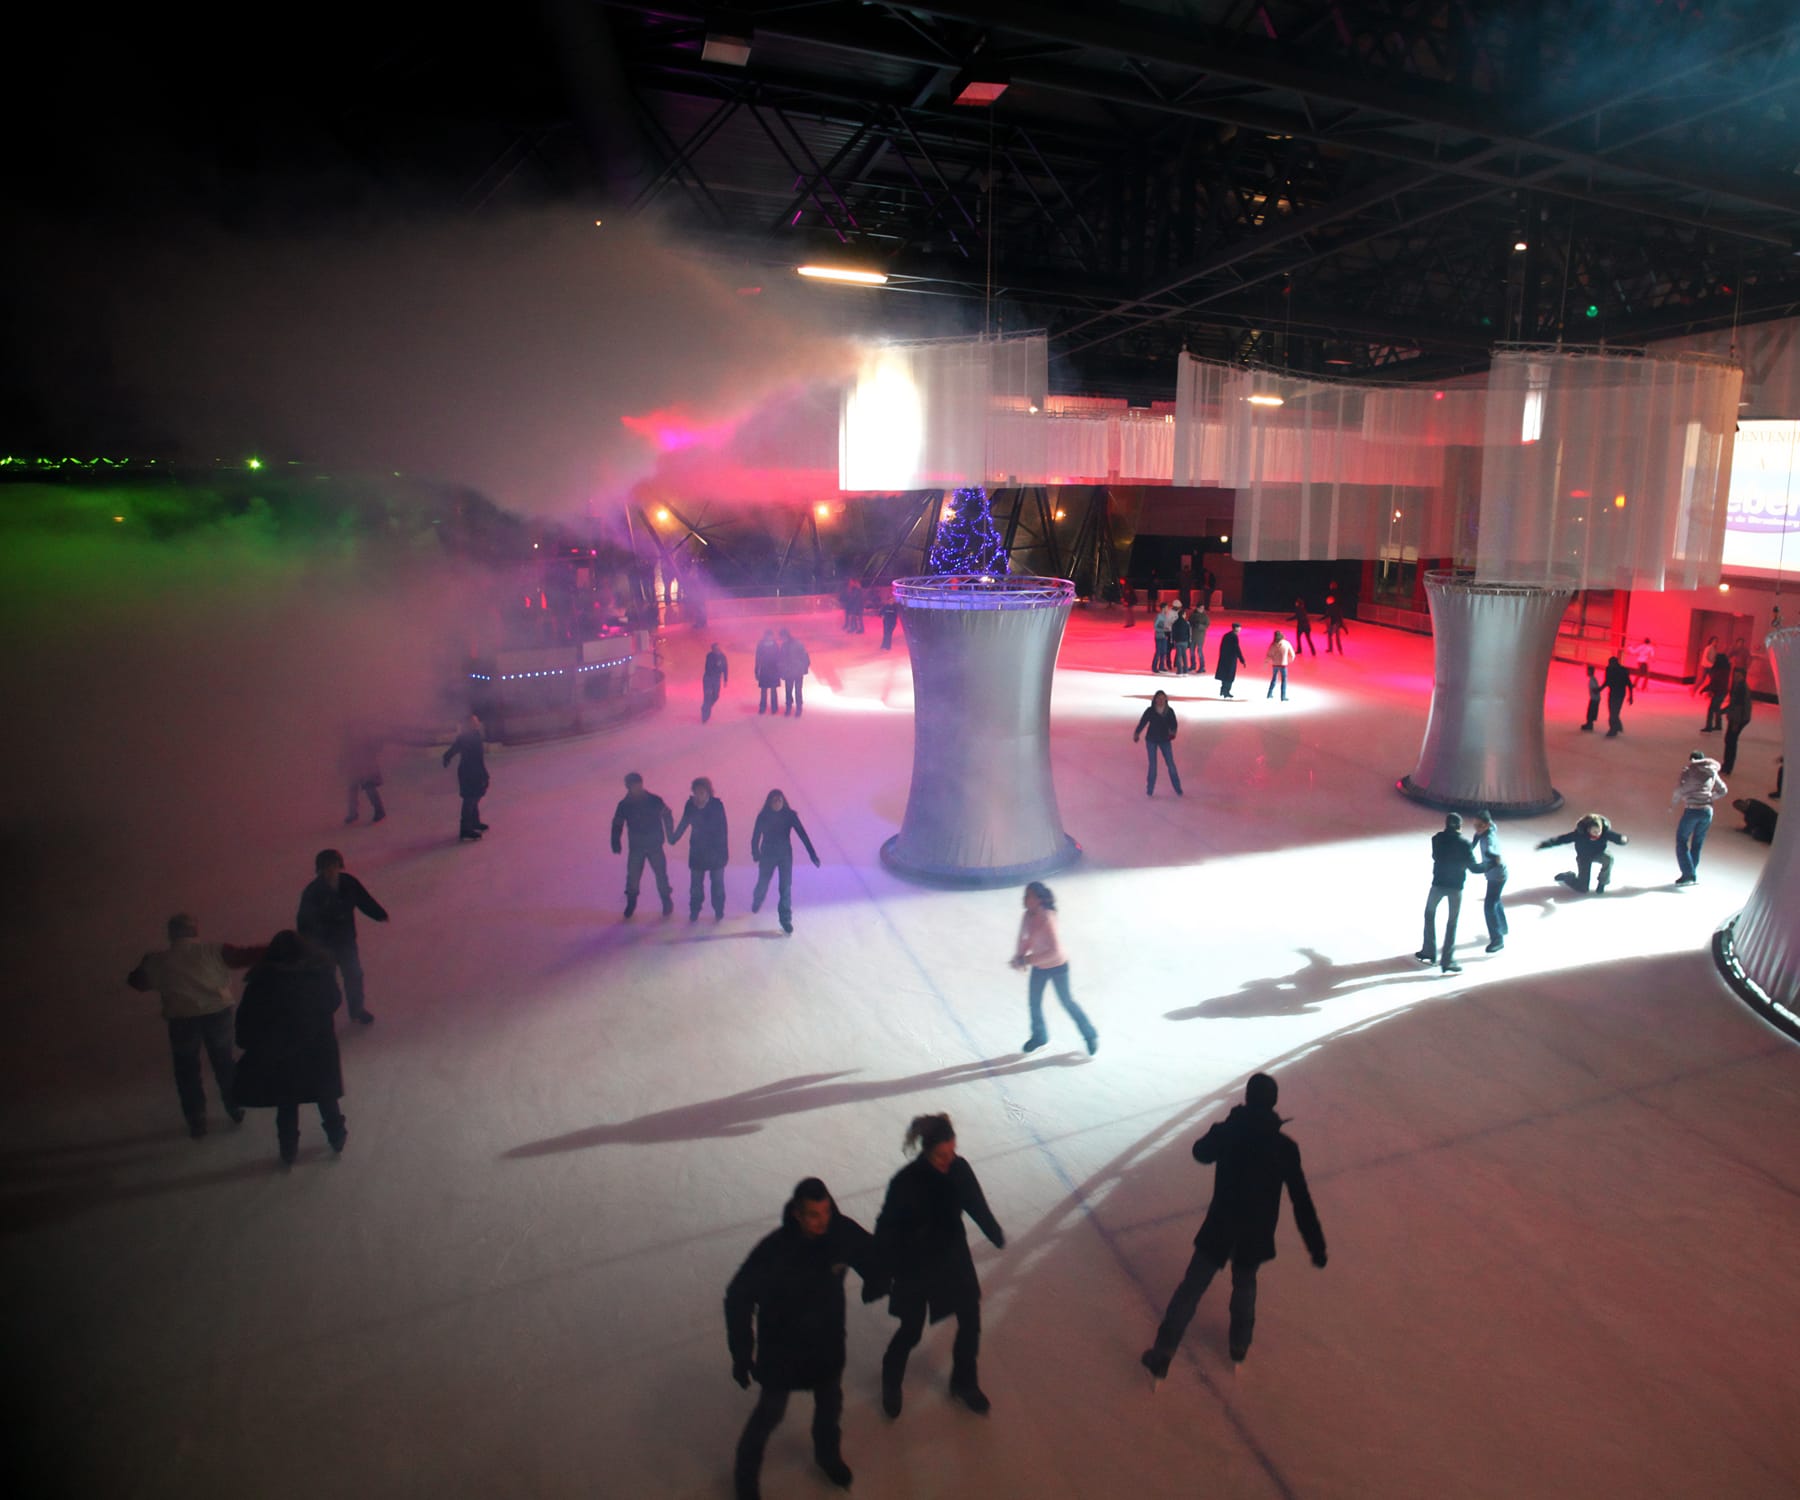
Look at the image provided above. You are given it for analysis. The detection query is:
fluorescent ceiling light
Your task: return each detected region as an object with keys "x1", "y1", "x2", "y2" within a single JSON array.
[
  {"x1": 1247, "y1": 393, "x2": 1285, "y2": 407},
  {"x1": 702, "y1": 11, "x2": 753, "y2": 66},
  {"x1": 797, "y1": 265, "x2": 889, "y2": 286},
  {"x1": 955, "y1": 78, "x2": 1009, "y2": 106}
]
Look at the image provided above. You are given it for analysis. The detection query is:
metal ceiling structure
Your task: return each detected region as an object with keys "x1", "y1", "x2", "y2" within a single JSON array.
[{"x1": 15, "y1": 0, "x2": 1800, "y2": 404}]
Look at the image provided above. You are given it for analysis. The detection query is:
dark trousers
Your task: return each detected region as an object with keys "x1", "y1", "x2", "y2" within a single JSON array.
[
  {"x1": 702, "y1": 678, "x2": 723, "y2": 722},
  {"x1": 1606, "y1": 691, "x2": 1626, "y2": 734},
  {"x1": 1217, "y1": 667, "x2": 1237, "y2": 697},
  {"x1": 1151, "y1": 1250, "x2": 1258, "y2": 1359},
  {"x1": 1482, "y1": 875, "x2": 1509, "y2": 943},
  {"x1": 1145, "y1": 738, "x2": 1181, "y2": 794},
  {"x1": 624, "y1": 845, "x2": 672, "y2": 909},
  {"x1": 884, "y1": 1295, "x2": 980, "y2": 1390},
  {"x1": 881, "y1": 619, "x2": 896, "y2": 649},
  {"x1": 346, "y1": 779, "x2": 385, "y2": 820},
  {"x1": 735, "y1": 1380, "x2": 843, "y2": 1496},
  {"x1": 1325, "y1": 622, "x2": 1345, "y2": 653},
  {"x1": 690, "y1": 862, "x2": 726, "y2": 917},
  {"x1": 275, "y1": 1097, "x2": 345, "y2": 1154},
  {"x1": 168, "y1": 1010, "x2": 236, "y2": 1125},
  {"x1": 1584, "y1": 693, "x2": 1601, "y2": 729},
  {"x1": 783, "y1": 677, "x2": 805, "y2": 713},
  {"x1": 1721, "y1": 723, "x2": 1744, "y2": 773},
  {"x1": 1705, "y1": 690, "x2": 1728, "y2": 731},
  {"x1": 329, "y1": 942, "x2": 370, "y2": 1020},
  {"x1": 1421, "y1": 884, "x2": 1462, "y2": 963},
  {"x1": 1571, "y1": 850, "x2": 1614, "y2": 892},
  {"x1": 1294, "y1": 623, "x2": 1316, "y2": 655},
  {"x1": 1027, "y1": 962, "x2": 1095, "y2": 1046},
  {"x1": 459, "y1": 793, "x2": 483, "y2": 836},
  {"x1": 758, "y1": 682, "x2": 778, "y2": 713},
  {"x1": 752, "y1": 854, "x2": 793, "y2": 922}
]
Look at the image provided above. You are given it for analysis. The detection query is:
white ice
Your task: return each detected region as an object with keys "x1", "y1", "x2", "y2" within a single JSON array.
[{"x1": 8, "y1": 609, "x2": 1799, "y2": 1499}]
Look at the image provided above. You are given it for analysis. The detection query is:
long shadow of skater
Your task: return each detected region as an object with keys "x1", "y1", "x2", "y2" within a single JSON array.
[
  {"x1": 1167, "y1": 948, "x2": 1443, "y2": 1021},
  {"x1": 503, "y1": 1055, "x2": 1085, "y2": 1156}
]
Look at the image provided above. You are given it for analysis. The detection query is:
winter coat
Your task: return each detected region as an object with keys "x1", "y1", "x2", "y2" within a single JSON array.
[
  {"x1": 1189, "y1": 1104, "x2": 1326, "y2": 1270},
  {"x1": 703, "y1": 648, "x2": 728, "y2": 686},
  {"x1": 778, "y1": 638, "x2": 811, "y2": 680},
  {"x1": 1539, "y1": 820, "x2": 1628, "y2": 860},
  {"x1": 232, "y1": 954, "x2": 344, "y2": 1107},
  {"x1": 442, "y1": 726, "x2": 490, "y2": 797},
  {"x1": 1214, "y1": 629, "x2": 1247, "y2": 680},
  {"x1": 1604, "y1": 659, "x2": 1631, "y2": 704},
  {"x1": 1136, "y1": 704, "x2": 1177, "y2": 744},
  {"x1": 1266, "y1": 638, "x2": 1296, "y2": 668},
  {"x1": 1472, "y1": 827, "x2": 1507, "y2": 882},
  {"x1": 754, "y1": 636, "x2": 783, "y2": 688},
  {"x1": 1725, "y1": 677, "x2": 1753, "y2": 731},
  {"x1": 875, "y1": 1154, "x2": 1004, "y2": 1323},
  {"x1": 1707, "y1": 653, "x2": 1733, "y2": 701},
  {"x1": 1429, "y1": 829, "x2": 1479, "y2": 889},
  {"x1": 611, "y1": 792, "x2": 673, "y2": 852},
  {"x1": 724, "y1": 1209, "x2": 883, "y2": 1390},
  {"x1": 296, "y1": 873, "x2": 388, "y2": 951},
  {"x1": 1170, "y1": 615, "x2": 1191, "y2": 645},
  {"x1": 1672, "y1": 758, "x2": 1729, "y2": 810},
  {"x1": 672, "y1": 796, "x2": 729, "y2": 868},
  {"x1": 750, "y1": 806, "x2": 818, "y2": 866}
]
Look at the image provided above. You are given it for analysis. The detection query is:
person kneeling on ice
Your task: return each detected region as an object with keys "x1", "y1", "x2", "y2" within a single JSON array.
[
  {"x1": 725, "y1": 1178, "x2": 885, "y2": 1500},
  {"x1": 1537, "y1": 812, "x2": 1628, "y2": 894},
  {"x1": 1142, "y1": 1072, "x2": 1325, "y2": 1380}
]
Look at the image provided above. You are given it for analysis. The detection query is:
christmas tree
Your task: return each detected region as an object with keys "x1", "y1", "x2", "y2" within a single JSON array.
[{"x1": 927, "y1": 486, "x2": 1009, "y2": 576}]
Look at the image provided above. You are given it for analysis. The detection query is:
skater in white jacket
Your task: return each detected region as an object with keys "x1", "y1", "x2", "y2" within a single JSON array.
[{"x1": 1265, "y1": 631, "x2": 1296, "y2": 701}]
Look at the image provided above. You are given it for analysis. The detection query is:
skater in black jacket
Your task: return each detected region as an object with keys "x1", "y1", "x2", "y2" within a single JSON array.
[
  {"x1": 232, "y1": 931, "x2": 347, "y2": 1166},
  {"x1": 1214, "y1": 623, "x2": 1247, "y2": 697},
  {"x1": 1142, "y1": 1073, "x2": 1325, "y2": 1377},
  {"x1": 610, "y1": 772, "x2": 676, "y2": 917},
  {"x1": 1602, "y1": 654, "x2": 1633, "y2": 736},
  {"x1": 702, "y1": 643, "x2": 730, "y2": 723},
  {"x1": 296, "y1": 849, "x2": 388, "y2": 1024},
  {"x1": 875, "y1": 1114, "x2": 1005, "y2": 1418},
  {"x1": 1538, "y1": 813, "x2": 1628, "y2": 893},
  {"x1": 442, "y1": 712, "x2": 490, "y2": 840},
  {"x1": 672, "y1": 776, "x2": 730, "y2": 919},
  {"x1": 1417, "y1": 813, "x2": 1479, "y2": 973},
  {"x1": 754, "y1": 630, "x2": 782, "y2": 715},
  {"x1": 750, "y1": 790, "x2": 820, "y2": 934},
  {"x1": 1134, "y1": 690, "x2": 1182, "y2": 797},
  {"x1": 725, "y1": 1178, "x2": 885, "y2": 1499}
]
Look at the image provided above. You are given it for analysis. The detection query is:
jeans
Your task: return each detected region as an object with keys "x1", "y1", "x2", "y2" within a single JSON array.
[
  {"x1": 346, "y1": 779, "x2": 385, "y2": 820},
  {"x1": 690, "y1": 862, "x2": 726, "y2": 917},
  {"x1": 1171, "y1": 642, "x2": 1191, "y2": 673},
  {"x1": 1268, "y1": 665, "x2": 1288, "y2": 699},
  {"x1": 1145, "y1": 738, "x2": 1181, "y2": 794},
  {"x1": 460, "y1": 793, "x2": 483, "y2": 836},
  {"x1": 167, "y1": 1010, "x2": 236, "y2": 1125},
  {"x1": 758, "y1": 683, "x2": 778, "y2": 713},
  {"x1": 1421, "y1": 884, "x2": 1463, "y2": 964},
  {"x1": 1153, "y1": 635, "x2": 1169, "y2": 672},
  {"x1": 1026, "y1": 962, "x2": 1096, "y2": 1047},
  {"x1": 329, "y1": 942, "x2": 370, "y2": 1020},
  {"x1": 881, "y1": 619, "x2": 896, "y2": 649},
  {"x1": 1584, "y1": 693, "x2": 1601, "y2": 729},
  {"x1": 783, "y1": 677, "x2": 805, "y2": 712},
  {"x1": 735, "y1": 1381, "x2": 844, "y2": 1495},
  {"x1": 624, "y1": 845, "x2": 672, "y2": 910},
  {"x1": 702, "y1": 678, "x2": 722, "y2": 722},
  {"x1": 1294, "y1": 625, "x2": 1315, "y2": 656},
  {"x1": 276, "y1": 1098, "x2": 345, "y2": 1155},
  {"x1": 1151, "y1": 1250, "x2": 1258, "y2": 1359},
  {"x1": 1218, "y1": 669, "x2": 1237, "y2": 697},
  {"x1": 1722, "y1": 723, "x2": 1743, "y2": 773},
  {"x1": 1482, "y1": 875, "x2": 1509, "y2": 943},
  {"x1": 752, "y1": 855, "x2": 794, "y2": 923},
  {"x1": 884, "y1": 1294, "x2": 980, "y2": 1390},
  {"x1": 1676, "y1": 805, "x2": 1713, "y2": 880}
]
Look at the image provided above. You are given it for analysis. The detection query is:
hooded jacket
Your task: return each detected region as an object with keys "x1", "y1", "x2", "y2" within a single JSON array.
[
  {"x1": 1672, "y1": 758, "x2": 1729, "y2": 811},
  {"x1": 1190, "y1": 1104, "x2": 1326, "y2": 1270},
  {"x1": 724, "y1": 1207, "x2": 882, "y2": 1390}
]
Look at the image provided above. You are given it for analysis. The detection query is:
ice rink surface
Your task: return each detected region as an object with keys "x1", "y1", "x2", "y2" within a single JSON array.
[{"x1": 6, "y1": 607, "x2": 1798, "y2": 1499}]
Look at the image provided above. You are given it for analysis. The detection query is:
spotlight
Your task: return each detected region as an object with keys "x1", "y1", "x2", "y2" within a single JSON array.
[
  {"x1": 1053, "y1": 509, "x2": 1066, "y2": 521},
  {"x1": 1719, "y1": 582, "x2": 1731, "y2": 593},
  {"x1": 1219, "y1": 534, "x2": 1230, "y2": 544},
  {"x1": 1247, "y1": 393, "x2": 1285, "y2": 408},
  {"x1": 246, "y1": 457, "x2": 263, "y2": 470},
  {"x1": 815, "y1": 502, "x2": 831, "y2": 519},
  {"x1": 655, "y1": 507, "x2": 672, "y2": 523},
  {"x1": 1513, "y1": 240, "x2": 1529, "y2": 252},
  {"x1": 797, "y1": 264, "x2": 889, "y2": 286},
  {"x1": 1614, "y1": 494, "x2": 1627, "y2": 508}
]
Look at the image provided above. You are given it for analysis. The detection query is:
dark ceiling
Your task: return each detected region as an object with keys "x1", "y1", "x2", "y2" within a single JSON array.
[{"x1": 15, "y1": 0, "x2": 1800, "y2": 406}]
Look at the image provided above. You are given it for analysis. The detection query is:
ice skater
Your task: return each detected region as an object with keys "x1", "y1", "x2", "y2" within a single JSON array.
[
  {"x1": 1011, "y1": 881, "x2": 1097, "y2": 1056},
  {"x1": 1133, "y1": 689, "x2": 1183, "y2": 796},
  {"x1": 1291, "y1": 598, "x2": 1316, "y2": 656},
  {"x1": 232, "y1": 931, "x2": 347, "y2": 1167},
  {"x1": 879, "y1": 593, "x2": 899, "y2": 650},
  {"x1": 1671, "y1": 750, "x2": 1728, "y2": 886},
  {"x1": 1417, "y1": 813, "x2": 1478, "y2": 973},
  {"x1": 755, "y1": 630, "x2": 782, "y2": 715},
  {"x1": 1141, "y1": 1073, "x2": 1326, "y2": 1379},
  {"x1": 611, "y1": 772, "x2": 676, "y2": 918},
  {"x1": 702, "y1": 642, "x2": 729, "y2": 723},
  {"x1": 672, "y1": 776, "x2": 729, "y2": 920},
  {"x1": 296, "y1": 849, "x2": 388, "y2": 1024},
  {"x1": 725, "y1": 1178, "x2": 884, "y2": 1499},
  {"x1": 340, "y1": 726, "x2": 386, "y2": 825},
  {"x1": 1152, "y1": 601, "x2": 1174, "y2": 673},
  {"x1": 1580, "y1": 663, "x2": 1602, "y2": 731},
  {"x1": 1265, "y1": 629, "x2": 1295, "y2": 700},
  {"x1": 1702, "y1": 648, "x2": 1732, "y2": 731},
  {"x1": 1469, "y1": 811, "x2": 1508, "y2": 953},
  {"x1": 1190, "y1": 600, "x2": 1209, "y2": 672},
  {"x1": 778, "y1": 629, "x2": 810, "y2": 716},
  {"x1": 442, "y1": 712, "x2": 489, "y2": 840},
  {"x1": 126, "y1": 913, "x2": 262, "y2": 1138},
  {"x1": 1538, "y1": 813, "x2": 1628, "y2": 894},
  {"x1": 1214, "y1": 623, "x2": 1247, "y2": 698},
  {"x1": 1627, "y1": 636, "x2": 1655, "y2": 691},
  {"x1": 1602, "y1": 654, "x2": 1633, "y2": 737},
  {"x1": 1324, "y1": 586, "x2": 1348, "y2": 653},
  {"x1": 874, "y1": 1114, "x2": 1005, "y2": 1418},
  {"x1": 1722, "y1": 667, "x2": 1753, "y2": 774},
  {"x1": 1169, "y1": 606, "x2": 1192, "y2": 674},
  {"x1": 750, "y1": 789, "x2": 819, "y2": 935},
  {"x1": 1692, "y1": 637, "x2": 1719, "y2": 699}
]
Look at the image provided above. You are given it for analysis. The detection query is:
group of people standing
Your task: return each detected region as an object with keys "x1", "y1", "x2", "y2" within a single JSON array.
[{"x1": 751, "y1": 629, "x2": 812, "y2": 717}]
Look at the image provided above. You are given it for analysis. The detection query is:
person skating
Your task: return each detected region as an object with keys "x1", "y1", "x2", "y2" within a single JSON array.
[
  {"x1": 296, "y1": 849, "x2": 388, "y2": 1024},
  {"x1": 1265, "y1": 629, "x2": 1295, "y2": 701},
  {"x1": 1169, "y1": 606, "x2": 1192, "y2": 675},
  {"x1": 340, "y1": 726, "x2": 387, "y2": 825},
  {"x1": 874, "y1": 1113, "x2": 1005, "y2": 1418},
  {"x1": 442, "y1": 712, "x2": 490, "y2": 840},
  {"x1": 1581, "y1": 663, "x2": 1602, "y2": 731},
  {"x1": 1291, "y1": 599, "x2": 1316, "y2": 656},
  {"x1": 672, "y1": 776, "x2": 729, "y2": 920},
  {"x1": 1469, "y1": 811, "x2": 1508, "y2": 953},
  {"x1": 1134, "y1": 689, "x2": 1182, "y2": 797},
  {"x1": 1011, "y1": 881, "x2": 1097, "y2": 1056},
  {"x1": 1152, "y1": 602, "x2": 1175, "y2": 673},
  {"x1": 754, "y1": 629, "x2": 782, "y2": 715},
  {"x1": 1721, "y1": 667, "x2": 1753, "y2": 774},
  {"x1": 1626, "y1": 636, "x2": 1655, "y2": 691},
  {"x1": 777, "y1": 629, "x2": 810, "y2": 716},
  {"x1": 1538, "y1": 813, "x2": 1628, "y2": 894},
  {"x1": 1141, "y1": 1072, "x2": 1325, "y2": 1378},
  {"x1": 1671, "y1": 750, "x2": 1728, "y2": 886},
  {"x1": 1190, "y1": 600, "x2": 1209, "y2": 672},
  {"x1": 702, "y1": 643, "x2": 730, "y2": 723},
  {"x1": 750, "y1": 790, "x2": 819, "y2": 935},
  {"x1": 1602, "y1": 654, "x2": 1632, "y2": 737},
  {"x1": 1417, "y1": 813, "x2": 1479, "y2": 973},
  {"x1": 725, "y1": 1178, "x2": 885, "y2": 1499},
  {"x1": 126, "y1": 913, "x2": 263, "y2": 1138},
  {"x1": 1702, "y1": 649, "x2": 1732, "y2": 731},
  {"x1": 611, "y1": 772, "x2": 676, "y2": 918},
  {"x1": 232, "y1": 931, "x2": 347, "y2": 1167},
  {"x1": 879, "y1": 593, "x2": 899, "y2": 650},
  {"x1": 1214, "y1": 623, "x2": 1247, "y2": 698},
  {"x1": 1692, "y1": 636, "x2": 1719, "y2": 699},
  {"x1": 1323, "y1": 586, "x2": 1348, "y2": 654},
  {"x1": 845, "y1": 578, "x2": 866, "y2": 635}
]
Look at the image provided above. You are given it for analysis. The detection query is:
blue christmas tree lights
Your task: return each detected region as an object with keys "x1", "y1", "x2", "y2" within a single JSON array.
[{"x1": 927, "y1": 486, "x2": 1009, "y2": 576}]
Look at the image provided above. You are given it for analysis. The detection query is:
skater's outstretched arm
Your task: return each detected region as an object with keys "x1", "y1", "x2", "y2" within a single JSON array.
[
  {"x1": 347, "y1": 877, "x2": 389, "y2": 923},
  {"x1": 954, "y1": 1159, "x2": 1006, "y2": 1249},
  {"x1": 1283, "y1": 1142, "x2": 1327, "y2": 1266},
  {"x1": 791, "y1": 813, "x2": 820, "y2": 866}
]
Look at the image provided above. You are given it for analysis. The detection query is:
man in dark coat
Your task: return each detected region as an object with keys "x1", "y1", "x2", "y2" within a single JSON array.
[
  {"x1": 296, "y1": 849, "x2": 388, "y2": 1024},
  {"x1": 1417, "y1": 812, "x2": 1479, "y2": 973},
  {"x1": 671, "y1": 776, "x2": 729, "y2": 920},
  {"x1": 725, "y1": 1179, "x2": 884, "y2": 1499},
  {"x1": 754, "y1": 629, "x2": 782, "y2": 715},
  {"x1": 702, "y1": 642, "x2": 729, "y2": 723},
  {"x1": 610, "y1": 772, "x2": 675, "y2": 918},
  {"x1": 1602, "y1": 654, "x2": 1633, "y2": 737},
  {"x1": 879, "y1": 594, "x2": 900, "y2": 650},
  {"x1": 1703, "y1": 649, "x2": 1733, "y2": 732},
  {"x1": 1538, "y1": 813, "x2": 1628, "y2": 893},
  {"x1": 777, "y1": 629, "x2": 810, "y2": 716},
  {"x1": 1214, "y1": 623, "x2": 1247, "y2": 698},
  {"x1": 442, "y1": 712, "x2": 490, "y2": 840},
  {"x1": 232, "y1": 931, "x2": 347, "y2": 1165},
  {"x1": 1721, "y1": 667, "x2": 1753, "y2": 774},
  {"x1": 1142, "y1": 1072, "x2": 1325, "y2": 1376}
]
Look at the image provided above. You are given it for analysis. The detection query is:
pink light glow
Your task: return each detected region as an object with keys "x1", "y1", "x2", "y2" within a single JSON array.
[{"x1": 620, "y1": 406, "x2": 740, "y2": 455}]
